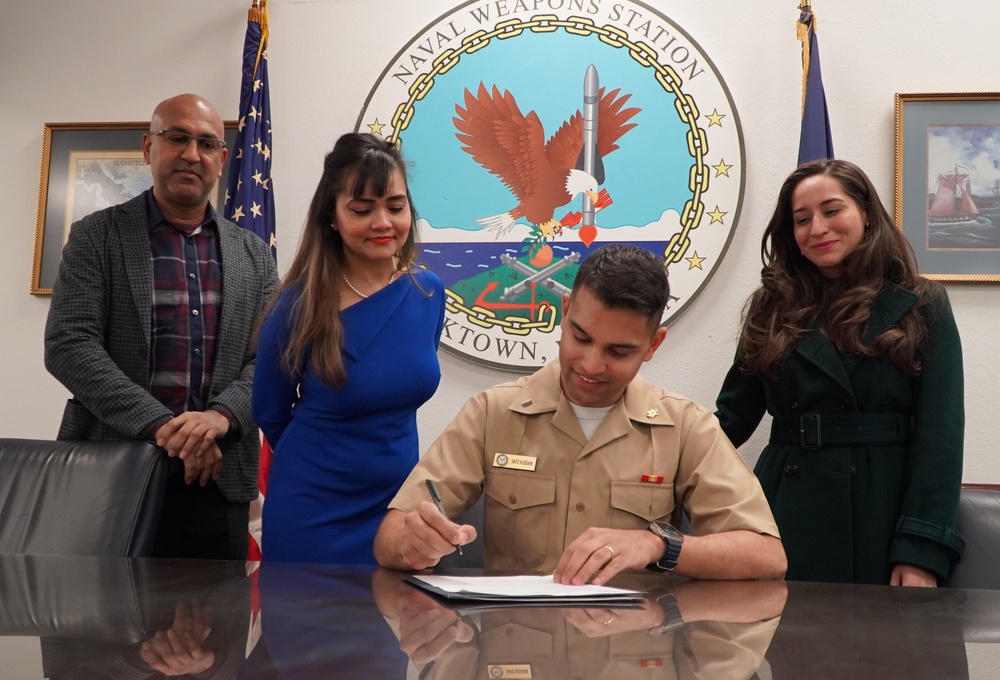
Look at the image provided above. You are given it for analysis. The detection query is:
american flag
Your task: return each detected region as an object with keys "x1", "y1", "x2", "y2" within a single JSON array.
[{"x1": 224, "y1": 0, "x2": 276, "y2": 564}]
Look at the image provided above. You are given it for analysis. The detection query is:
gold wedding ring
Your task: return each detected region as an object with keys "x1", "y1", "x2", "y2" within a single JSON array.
[
  {"x1": 602, "y1": 611, "x2": 615, "y2": 625},
  {"x1": 603, "y1": 545, "x2": 615, "y2": 561}
]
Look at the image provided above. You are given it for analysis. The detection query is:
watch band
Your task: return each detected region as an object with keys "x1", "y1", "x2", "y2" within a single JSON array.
[{"x1": 646, "y1": 521, "x2": 684, "y2": 572}]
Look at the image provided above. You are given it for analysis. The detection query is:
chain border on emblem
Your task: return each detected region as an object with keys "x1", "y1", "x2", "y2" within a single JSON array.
[{"x1": 388, "y1": 14, "x2": 719, "y2": 335}]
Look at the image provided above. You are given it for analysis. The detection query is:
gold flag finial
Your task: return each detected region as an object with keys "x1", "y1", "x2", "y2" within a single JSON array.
[
  {"x1": 797, "y1": 3, "x2": 815, "y2": 115},
  {"x1": 247, "y1": 0, "x2": 269, "y2": 80}
]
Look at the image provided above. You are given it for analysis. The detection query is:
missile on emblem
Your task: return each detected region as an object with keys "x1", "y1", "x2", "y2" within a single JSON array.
[{"x1": 581, "y1": 64, "x2": 599, "y2": 228}]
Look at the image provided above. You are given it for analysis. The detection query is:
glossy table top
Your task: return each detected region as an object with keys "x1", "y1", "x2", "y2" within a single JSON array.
[{"x1": 0, "y1": 553, "x2": 997, "y2": 678}]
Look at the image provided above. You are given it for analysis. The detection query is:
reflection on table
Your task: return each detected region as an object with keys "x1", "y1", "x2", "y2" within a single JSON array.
[
  {"x1": 0, "y1": 554, "x2": 249, "y2": 678},
  {"x1": 366, "y1": 571, "x2": 784, "y2": 680},
  {"x1": 0, "y1": 554, "x2": 998, "y2": 678}
]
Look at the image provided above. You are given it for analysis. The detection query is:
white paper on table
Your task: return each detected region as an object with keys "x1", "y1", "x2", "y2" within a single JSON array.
[{"x1": 406, "y1": 574, "x2": 646, "y2": 603}]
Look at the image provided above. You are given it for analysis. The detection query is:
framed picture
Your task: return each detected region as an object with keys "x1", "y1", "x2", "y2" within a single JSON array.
[
  {"x1": 894, "y1": 92, "x2": 1000, "y2": 282},
  {"x1": 31, "y1": 121, "x2": 238, "y2": 295}
]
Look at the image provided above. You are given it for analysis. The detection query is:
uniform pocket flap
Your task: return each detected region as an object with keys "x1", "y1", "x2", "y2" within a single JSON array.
[
  {"x1": 610, "y1": 481, "x2": 676, "y2": 522},
  {"x1": 485, "y1": 469, "x2": 556, "y2": 511}
]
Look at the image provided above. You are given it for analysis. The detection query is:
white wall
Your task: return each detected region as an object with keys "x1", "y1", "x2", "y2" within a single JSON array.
[{"x1": 1, "y1": 0, "x2": 997, "y2": 483}]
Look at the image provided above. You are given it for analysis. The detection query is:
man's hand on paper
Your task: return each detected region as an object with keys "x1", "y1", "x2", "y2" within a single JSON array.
[
  {"x1": 553, "y1": 527, "x2": 665, "y2": 586},
  {"x1": 398, "y1": 502, "x2": 477, "y2": 570}
]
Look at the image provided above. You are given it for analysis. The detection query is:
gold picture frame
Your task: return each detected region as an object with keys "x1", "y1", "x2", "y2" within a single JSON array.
[
  {"x1": 894, "y1": 92, "x2": 1000, "y2": 282},
  {"x1": 31, "y1": 121, "x2": 237, "y2": 295}
]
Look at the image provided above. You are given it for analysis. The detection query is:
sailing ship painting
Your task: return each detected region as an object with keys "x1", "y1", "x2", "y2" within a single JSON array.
[
  {"x1": 928, "y1": 165, "x2": 991, "y2": 229},
  {"x1": 925, "y1": 125, "x2": 1000, "y2": 250}
]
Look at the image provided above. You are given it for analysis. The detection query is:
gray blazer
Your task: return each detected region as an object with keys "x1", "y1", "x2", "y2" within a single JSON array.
[{"x1": 44, "y1": 193, "x2": 279, "y2": 503}]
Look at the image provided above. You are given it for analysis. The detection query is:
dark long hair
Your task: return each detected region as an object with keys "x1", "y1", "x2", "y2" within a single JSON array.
[
  {"x1": 738, "y1": 158, "x2": 931, "y2": 379},
  {"x1": 267, "y1": 133, "x2": 418, "y2": 386}
]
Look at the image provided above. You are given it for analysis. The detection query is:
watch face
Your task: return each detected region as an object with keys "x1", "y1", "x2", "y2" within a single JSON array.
[{"x1": 651, "y1": 521, "x2": 682, "y2": 540}]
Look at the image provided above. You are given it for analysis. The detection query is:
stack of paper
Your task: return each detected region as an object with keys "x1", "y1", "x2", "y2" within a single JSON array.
[{"x1": 406, "y1": 574, "x2": 646, "y2": 604}]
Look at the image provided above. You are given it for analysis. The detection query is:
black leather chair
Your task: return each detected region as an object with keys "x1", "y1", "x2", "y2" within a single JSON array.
[
  {"x1": 944, "y1": 486, "x2": 1000, "y2": 590},
  {"x1": 0, "y1": 438, "x2": 170, "y2": 557}
]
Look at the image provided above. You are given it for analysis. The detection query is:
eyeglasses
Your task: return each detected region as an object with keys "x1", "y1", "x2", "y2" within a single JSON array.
[{"x1": 149, "y1": 130, "x2": 226, "y2": 154}]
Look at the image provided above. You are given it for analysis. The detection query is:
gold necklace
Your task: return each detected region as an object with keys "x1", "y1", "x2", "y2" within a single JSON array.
[{"x1": 341, "y1": 256, "x2": 399, "y2": 299}]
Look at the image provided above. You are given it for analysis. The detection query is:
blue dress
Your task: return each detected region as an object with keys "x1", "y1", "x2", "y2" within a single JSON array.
[{"x1": 253, "y1": 269, "x2": 445, "y2": 564}]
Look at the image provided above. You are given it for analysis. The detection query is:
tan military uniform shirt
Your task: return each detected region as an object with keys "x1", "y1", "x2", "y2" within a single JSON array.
[{"x1": 390, "y1": 360, "x2": 779, "y2": 573}]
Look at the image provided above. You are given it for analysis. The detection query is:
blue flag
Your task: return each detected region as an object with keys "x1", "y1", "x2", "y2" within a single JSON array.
[
  {"x1": 224, "y1": 0, "x2": 276, "y2": 258},
  {"x1": 797, "y1": 10, "x2": 834, "y2": 164}
]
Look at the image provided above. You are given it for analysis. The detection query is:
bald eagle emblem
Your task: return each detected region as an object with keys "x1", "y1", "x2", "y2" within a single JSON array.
[{"x1": 453, "y1": 82, "x2": 639, "y2": 251}]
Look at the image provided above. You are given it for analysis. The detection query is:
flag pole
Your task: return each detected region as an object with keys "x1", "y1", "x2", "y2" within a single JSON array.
[{"x1": 226, "y1": 0, "x2": 277, "y2": 563}]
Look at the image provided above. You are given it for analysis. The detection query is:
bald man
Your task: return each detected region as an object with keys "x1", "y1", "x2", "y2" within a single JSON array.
[{"x1": 45, "y1": 94, "x2": 279, "y2": 559}]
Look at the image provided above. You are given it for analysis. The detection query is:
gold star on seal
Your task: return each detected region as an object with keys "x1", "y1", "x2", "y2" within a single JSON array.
[
  {"x1": 686, "y1": 252, "x2": 706, "y2": 270},
  {"x1": 712, "y1": 159, "x2": 733, "y2": 177},
  {"x1": 368, "y1": 119, "x2": 386, "y2": 136},
  {"x1": 646, "y1": 409, "x2": 659, "y2": 419},
  {"x1": 708, "y1": 206, "x2": 727, "y2": 224},
  {"x1": 706, "y1": 109, "x2": 725, "y2": 127}
]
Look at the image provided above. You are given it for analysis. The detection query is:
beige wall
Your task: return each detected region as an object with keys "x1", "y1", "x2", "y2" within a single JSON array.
[{"x1": 1, "y1": 0, "x2": 997, "y2": 484}]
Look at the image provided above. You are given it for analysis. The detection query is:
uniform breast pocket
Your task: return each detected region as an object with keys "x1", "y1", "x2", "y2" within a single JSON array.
[
  {"x1": 610, "y1": 481, "x2": 676, "y2": 530},
  {"x1": 484, "y1": 469, "x2": 556, "y2": 568}
]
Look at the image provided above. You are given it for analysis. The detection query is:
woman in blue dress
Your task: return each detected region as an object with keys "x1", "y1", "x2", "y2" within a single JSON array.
[{"x1": 253, "y1": 133, "x2": 445, "y2": 564}]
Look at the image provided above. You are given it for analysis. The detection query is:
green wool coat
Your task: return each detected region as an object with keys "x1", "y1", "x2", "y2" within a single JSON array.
[{"x1": 716, "y1": 281, "x2": 965, "y2": 584}]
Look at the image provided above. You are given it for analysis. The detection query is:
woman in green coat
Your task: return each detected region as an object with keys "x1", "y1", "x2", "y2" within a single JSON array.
[{"x1": 716, "y1": 159, "x2": 964, "y2": 586}]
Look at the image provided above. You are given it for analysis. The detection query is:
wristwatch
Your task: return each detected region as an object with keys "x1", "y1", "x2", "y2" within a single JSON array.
[{"x1": 646, "y1": 521, "x2": 684, "y2": 572}]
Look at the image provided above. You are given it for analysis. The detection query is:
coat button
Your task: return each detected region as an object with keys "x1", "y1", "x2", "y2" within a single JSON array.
[
  {"x1": 850, "y1": 465, "x2": 857, "y2": 477},
  {"x1": 509, "y1": 494, "x2": 517, "y2": 504},
  {"x1": 841, "y1": 398, "x2": 852, "y2": 410},
  {"x1": 784, "y1": 462, "x2": 798, "y2": 476},
  {"x1": 790, "y1": 402, "x2": 798, "y2": 412},
  {"x1": 575, "y1": 503, "x2": 585, "y2": 512}
]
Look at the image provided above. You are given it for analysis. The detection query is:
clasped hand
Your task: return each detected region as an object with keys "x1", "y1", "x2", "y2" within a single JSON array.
[{"x1": 155, "y1": 410, "x2": 230, "y2": 486}]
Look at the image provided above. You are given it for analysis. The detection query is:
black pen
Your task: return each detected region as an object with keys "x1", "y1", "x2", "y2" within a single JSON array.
[{"x1": 425, "y1": 479, "x2": 463, "y2": 556}]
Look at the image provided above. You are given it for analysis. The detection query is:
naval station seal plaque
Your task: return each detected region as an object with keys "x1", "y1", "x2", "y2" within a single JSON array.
[{"x1": 358, "y1": 0, "x2": 745, "y2": 371}]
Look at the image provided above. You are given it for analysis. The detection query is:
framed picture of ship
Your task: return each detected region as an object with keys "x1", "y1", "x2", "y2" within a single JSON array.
[{"x1": 894, "y1": 92, "x2": 1000, "y2": 281}]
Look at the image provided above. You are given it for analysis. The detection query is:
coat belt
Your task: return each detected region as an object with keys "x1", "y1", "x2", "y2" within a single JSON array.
[{"x1": 769, "y1": 413, "x2": 912, "y2": 450}]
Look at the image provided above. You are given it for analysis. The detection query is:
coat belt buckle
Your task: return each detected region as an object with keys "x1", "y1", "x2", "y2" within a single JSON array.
[{"x1": 799, "y1": 413, "x2": 822, "y2": 450}]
